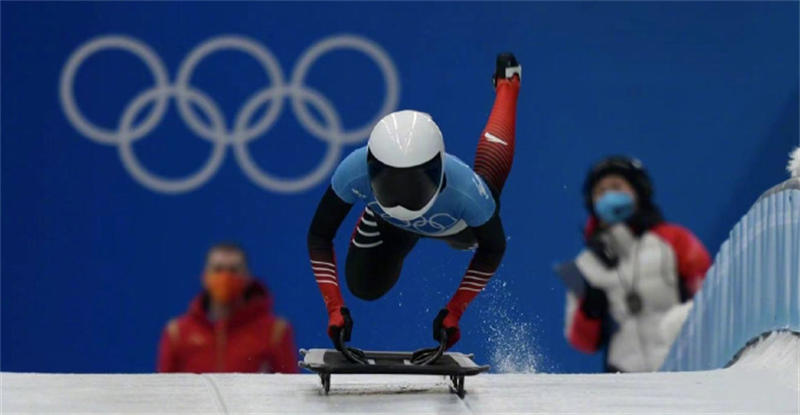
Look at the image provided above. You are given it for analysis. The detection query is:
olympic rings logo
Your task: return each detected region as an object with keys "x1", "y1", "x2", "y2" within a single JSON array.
[
  {"x1": 367, "y1": 201, "x2": 461, "y2": 234},
  {"x1": 59, "y1": 34, "x2": 400, "y2": 194}
]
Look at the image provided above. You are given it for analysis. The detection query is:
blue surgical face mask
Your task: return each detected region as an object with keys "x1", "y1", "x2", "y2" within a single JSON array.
[{"x1": 594, "y1": 191, "x2": 635, "y2": 224}]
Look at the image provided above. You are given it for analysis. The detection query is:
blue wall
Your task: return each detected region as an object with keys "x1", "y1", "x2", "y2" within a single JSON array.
[
  {"x1": 2, "y1": 2, "x2": 797, "y2": 373},
  {"x1": 663, "y1": 182, "x2": 800, "y2": 371}
]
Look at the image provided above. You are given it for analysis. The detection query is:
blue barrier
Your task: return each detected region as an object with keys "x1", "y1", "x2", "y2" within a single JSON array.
[{"x1": 662, "y1": 179, "x2": 800, "y2": 371}]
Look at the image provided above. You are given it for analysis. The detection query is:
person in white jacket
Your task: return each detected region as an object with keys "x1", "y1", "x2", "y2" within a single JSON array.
[{"x1": 561, "y1": 156, "x2": 711, "y2": 372}]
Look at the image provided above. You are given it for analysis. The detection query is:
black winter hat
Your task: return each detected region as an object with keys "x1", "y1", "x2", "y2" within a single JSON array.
[{"x1": 582, "y1": 155, "x2": 654, "y2": 214}]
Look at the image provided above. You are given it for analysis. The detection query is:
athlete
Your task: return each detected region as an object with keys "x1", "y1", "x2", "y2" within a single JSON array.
[{"x1": 307, "y1": 53, "x2": 521, "y2": 351}]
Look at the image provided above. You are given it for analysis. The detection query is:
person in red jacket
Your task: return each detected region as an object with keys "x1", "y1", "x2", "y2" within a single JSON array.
[
  {"x1": 157, "y1": 243, "x2": 298, "y2": 373},
  {"x1": 560, "y1": 156, "x2": 711, "y2": 372}
]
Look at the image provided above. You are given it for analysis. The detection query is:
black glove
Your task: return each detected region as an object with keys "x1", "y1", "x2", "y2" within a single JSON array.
[
  {"x1": 580, "y1": 286, "x2": 608, "y2": 319},
  {"x1": 586, "y1": 235, "x2": 619, "y2": 268},
  {"x1": 327, "y1": 306, "x2": 353, "y2": 351},
  {"x1": 433, "y1": 308, "x2": 460, "y2": 349}
]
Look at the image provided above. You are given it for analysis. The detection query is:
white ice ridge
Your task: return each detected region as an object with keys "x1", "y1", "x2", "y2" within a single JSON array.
[
  {"x1": 3, "y1": 334, "x2": 798, "y2": 415},
  {"x1": 788, "y1": 147, "x2": 800, "y2": 177}
]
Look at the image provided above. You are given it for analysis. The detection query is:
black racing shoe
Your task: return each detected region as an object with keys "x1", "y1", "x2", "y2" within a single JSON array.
[{"x1": 492, "y1": 52, "x2": 521, "y2": 87}]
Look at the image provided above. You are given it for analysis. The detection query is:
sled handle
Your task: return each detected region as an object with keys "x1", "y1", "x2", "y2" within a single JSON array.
[
  {"x1": 338, "y1": 330, "x2": 369, "y2": 365},
  {"x1": 410, "y1": 329, "x2": 447, "y2": 366}
]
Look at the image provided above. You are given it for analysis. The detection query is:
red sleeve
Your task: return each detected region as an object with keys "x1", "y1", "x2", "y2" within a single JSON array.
[
  {"x1": 652, "y1": 224, "x2": 712, "y2": 296},
  {"x1": 266, "y1": 319, "x2": 299, "y2": 374},
  {"x1": 157, "y1": 319, "x2": 180, "y2": 373},
  {"x1": 307, "y1": 187, "x2": 351, "y2": 315},
  {"x1": 445, "y1": 214, "x2": 505, "y2": 322},
  {"x1": 566, "y1": 298, "x2": 604, "y2": 353}
]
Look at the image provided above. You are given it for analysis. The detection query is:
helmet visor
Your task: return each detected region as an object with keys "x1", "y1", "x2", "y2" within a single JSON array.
[{"x1": 367, "y1": 150, "x2": 442, "y2": 211}]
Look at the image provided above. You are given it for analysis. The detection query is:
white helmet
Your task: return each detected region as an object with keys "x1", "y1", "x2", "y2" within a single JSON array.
[{"x1": 367, "y1": 110, "x2": 445, "y2": 221}]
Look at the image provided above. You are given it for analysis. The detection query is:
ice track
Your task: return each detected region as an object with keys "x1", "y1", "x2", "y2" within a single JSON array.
[{"x1": 2, "y1": 333, "x2": 798, "y2": 414}]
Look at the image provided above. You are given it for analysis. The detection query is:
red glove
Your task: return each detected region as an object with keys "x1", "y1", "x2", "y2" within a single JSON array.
[{"x1": 433, "y1": 308, "x2": 461, "y2": 349}]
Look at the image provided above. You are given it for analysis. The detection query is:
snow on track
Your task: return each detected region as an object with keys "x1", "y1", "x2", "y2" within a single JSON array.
[{"x1": 3, "y1": 334, "x2": 798, "y2": 414}]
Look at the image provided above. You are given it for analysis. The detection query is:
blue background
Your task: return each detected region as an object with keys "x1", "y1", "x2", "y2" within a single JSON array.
[{"x1": 2, "y1": 2, "x2": 797, "y2": 373}]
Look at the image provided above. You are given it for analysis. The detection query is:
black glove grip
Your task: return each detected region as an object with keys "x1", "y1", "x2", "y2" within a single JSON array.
[
  {"x1": 580, "y1": 286, "x2": 608, "y2": 319},
  {"x1": 433, "y1": 309, "x2": 449, "y2": 341},
  {"x1": 331, "y1": 307, "x2": 353, "y2": 351}
]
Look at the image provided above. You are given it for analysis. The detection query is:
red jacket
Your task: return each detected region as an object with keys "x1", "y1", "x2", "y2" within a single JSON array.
[{"x1": 157, "y1": 281, "x2": 298, "y2": 373}]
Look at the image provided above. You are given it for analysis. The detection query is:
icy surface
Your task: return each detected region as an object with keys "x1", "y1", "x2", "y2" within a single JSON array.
[
  {"x1": 3, "y1": 334, "x2": 798, "y2": 414},
  {"x1": 734, "y1": 332, "x2": 800, "y2": 370}
]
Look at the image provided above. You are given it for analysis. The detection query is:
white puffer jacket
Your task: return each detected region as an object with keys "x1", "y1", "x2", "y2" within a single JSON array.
[{"x1": 564, "y1": 222, "x2": 710, "y2": 372}]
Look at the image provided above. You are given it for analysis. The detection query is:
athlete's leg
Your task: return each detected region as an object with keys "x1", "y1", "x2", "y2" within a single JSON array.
[
  {"x1": 345, "y1": 207, "x2": 419, "y2": 300},
  {"x1": 473, "y1": 53, "x2": 521, "y2": 195}
]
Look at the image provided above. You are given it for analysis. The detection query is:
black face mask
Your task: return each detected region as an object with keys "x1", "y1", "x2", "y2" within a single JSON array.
[{"x1": 367, "y1": 149, "x2": 442, "y2": 211}]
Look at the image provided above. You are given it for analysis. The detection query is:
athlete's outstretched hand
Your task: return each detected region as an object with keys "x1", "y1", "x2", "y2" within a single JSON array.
[
  {"x1": 433, "y1": 308, "x2": 461, "y2": 349},
  {"x1": 328, "y1": 306, "x2": 353, "y2": 351}
]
